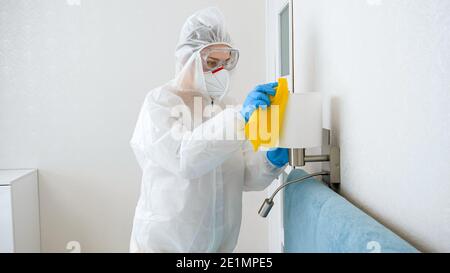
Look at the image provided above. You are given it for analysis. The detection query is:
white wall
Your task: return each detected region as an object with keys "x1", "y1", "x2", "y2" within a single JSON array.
[
  {"x1": 293, "y1": 0, "x2": 450, "y2": 252},
  {"x1": 0, "y1": 0, "x2": 268, "y2": 252}
]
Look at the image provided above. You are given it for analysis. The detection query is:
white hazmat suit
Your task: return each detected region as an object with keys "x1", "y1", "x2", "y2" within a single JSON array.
[{"x1": 130, "y1": 7, "x2": 283, "y2": 253}]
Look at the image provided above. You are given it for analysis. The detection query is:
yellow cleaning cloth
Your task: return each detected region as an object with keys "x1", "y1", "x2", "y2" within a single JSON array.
[{"x1": 245, "y1": 78, "x2": 290, "y2": 151}]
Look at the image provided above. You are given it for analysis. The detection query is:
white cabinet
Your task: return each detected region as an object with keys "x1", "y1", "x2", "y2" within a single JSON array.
[
  {"x1": 0, "y1": 169, "x2": 41, "y2": 253},
  {"x1": 266, "y1": 0, "x2": 294, "y2": 90}
]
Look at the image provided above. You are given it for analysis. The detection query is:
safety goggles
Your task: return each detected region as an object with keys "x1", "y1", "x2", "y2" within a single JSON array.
[{"x1": 200, "y1": 47, "x2": 240, "y2": 73}]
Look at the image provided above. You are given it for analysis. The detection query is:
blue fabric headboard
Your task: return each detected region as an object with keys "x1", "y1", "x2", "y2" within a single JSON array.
[{"x1": 283, "y1": 169, "x2": 419, "y2": 253}]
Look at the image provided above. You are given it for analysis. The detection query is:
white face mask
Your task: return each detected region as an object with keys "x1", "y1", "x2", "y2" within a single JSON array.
[{"x1": 204, "y1": 69, "x2": 230, "y2": 101}]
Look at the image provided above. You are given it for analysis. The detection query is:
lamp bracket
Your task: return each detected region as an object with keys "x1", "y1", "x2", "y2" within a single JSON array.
[{"x1": 287, "y1": 129, "x2": 341, "y2": 189}]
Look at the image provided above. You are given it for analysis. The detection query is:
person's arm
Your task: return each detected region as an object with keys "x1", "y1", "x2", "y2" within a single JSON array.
[
  {"x1": 238, "y1": 82, "x2": 288, "y2": 191},
  {"x1": 130, "y1": 93, "x2": 244, "y2": 179},
  {"x1": 242, "y1": 141, "x2": 285, "y2": 192}
]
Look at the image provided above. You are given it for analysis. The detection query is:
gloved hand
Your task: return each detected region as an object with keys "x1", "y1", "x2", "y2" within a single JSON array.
[
  {"x1": 241, "y1": 82, "x2": 278, "y2": 123},
  {"x1": 266, "y1": 148, "x2": 289, "y2": 168}
]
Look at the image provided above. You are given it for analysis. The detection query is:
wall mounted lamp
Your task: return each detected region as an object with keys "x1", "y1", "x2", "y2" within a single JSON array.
[{"x1": 259, "y1": 93, "x2": 341, "y2": 217}]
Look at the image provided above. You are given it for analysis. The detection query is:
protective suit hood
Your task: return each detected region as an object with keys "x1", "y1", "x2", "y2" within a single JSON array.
[{"x1": 172, "y1": 7, "x2": 233, "y2": 101}]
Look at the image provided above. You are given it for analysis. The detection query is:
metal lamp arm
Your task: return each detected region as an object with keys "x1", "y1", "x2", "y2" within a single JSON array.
[{"x1": 258, "y1": 171, "x2": 330, "y2": 218}]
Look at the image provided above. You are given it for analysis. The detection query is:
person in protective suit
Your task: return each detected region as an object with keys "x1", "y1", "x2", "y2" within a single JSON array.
[{"x1": 130, "y1": 7, "x2": 289, "y2": 253}]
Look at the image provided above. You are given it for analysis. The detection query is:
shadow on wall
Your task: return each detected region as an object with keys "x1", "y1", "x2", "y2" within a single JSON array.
[{"x1": 329, "y1": 96, "x2": 341, "y2": 147}]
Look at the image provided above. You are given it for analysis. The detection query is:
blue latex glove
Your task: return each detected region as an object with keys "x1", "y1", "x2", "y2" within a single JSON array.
[
  {"x1": 267, "y1": 148, "x2": 289, "y2": 168},
  {"x1": 241, "y1": 82, "x2": 278, "y2": 123}
]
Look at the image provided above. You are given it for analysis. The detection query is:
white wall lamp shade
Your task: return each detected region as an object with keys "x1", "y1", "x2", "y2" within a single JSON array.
[{"x1": 279, "y1": 92, "x2": 323, "y2": 149}]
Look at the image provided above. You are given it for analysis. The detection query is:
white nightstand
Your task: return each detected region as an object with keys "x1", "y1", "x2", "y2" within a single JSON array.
[{"x1": 0, "y1": 169, "x2": 41, "y2": 253}]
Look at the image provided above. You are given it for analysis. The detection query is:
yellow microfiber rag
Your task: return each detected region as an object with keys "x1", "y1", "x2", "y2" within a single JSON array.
[{"x1": 245, "y1": 78, "x2": 290, "y2": 151}]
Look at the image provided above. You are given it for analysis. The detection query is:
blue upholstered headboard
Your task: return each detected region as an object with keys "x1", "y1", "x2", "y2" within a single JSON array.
[{"x1": 283, "y1": 169, "x2": 419, "y2": 253}]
